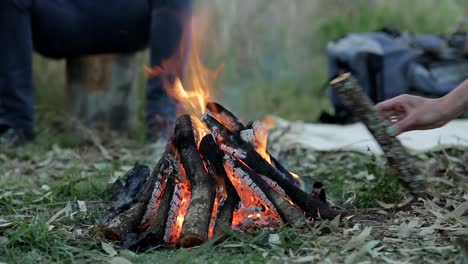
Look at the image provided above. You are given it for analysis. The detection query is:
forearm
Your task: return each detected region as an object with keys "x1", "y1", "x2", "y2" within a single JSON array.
[{"x1": 439, "y1": 78, "x2": 468, "y2": 120}]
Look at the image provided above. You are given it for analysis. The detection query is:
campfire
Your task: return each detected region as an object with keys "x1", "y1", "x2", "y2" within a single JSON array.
[
  {"x1": 99, "y1": 101, "x2": 340, "y2": 249},
  {"x1": 95, "y1": 24, "x2": 345, "y2": 249}
]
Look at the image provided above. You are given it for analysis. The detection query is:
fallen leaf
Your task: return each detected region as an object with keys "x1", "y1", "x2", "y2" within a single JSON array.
[
  {"x1": 268, "y1": 234, "x2": 281, "y2": 245},
  {"x1": 451, "y1": 201, "x2": 468, "y2": 218},
  {"x1": 292, "y1": 255, "x2": 317, "y2": 263},
  {"x1": 0, "y1": 222, "x2": 14, "y2": 229},
  {"x1": 345, "y1": 240, "x2": 380, "y2": 264},
  {"x1": 77, "y1": 200, "x2": 88, "y2": 212},
  {"x1": 47, "y1": 202, "x2": 72, "y2": 225},
  {"x1": 329, "y1": 214, "x2": 341, "y2": 230},
  {"x1": 377, "y1": 201, "x2": 396, "y2": 209},
  {"x1": 101, "y1": 241, "x2": 118, "y2": 257},
  {"x1": 397, "y1": 219, "x2": 418, "y2": 239},
  {"x1": 343, "y1": 227, "x2": 372, "y2": 251},
  {"x1": 108, "y1": 257, "x2": 133, "y2": 264},
  {"x1": 419, "y1": 226, "x2": 435, "y2": 236}
]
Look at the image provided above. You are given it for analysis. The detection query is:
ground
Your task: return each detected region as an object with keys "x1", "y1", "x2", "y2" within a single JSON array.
[{"x1": 0, "y1": 120, "x2": 466, "y2": 264}]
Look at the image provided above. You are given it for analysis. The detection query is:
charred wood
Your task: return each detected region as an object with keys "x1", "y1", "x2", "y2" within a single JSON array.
[
  {"x1": 330, "y1": 73, "x2": 426, "y2": 197},
  {"x1": 175, "y1": 115, "x2": 216, "y2": 247},
  {"x1": 206, "y1": 102, "x2": 245, "y2": 133},
  {"x1": 199, "y1": 135, "x2": 241, "y2": 240},
  {"x1": 223, "y1": 157, "x2": 307, "y2": 226},
  {"x1": 202, "y1": 114, "x2": 340, "y2": 219},
  {"x1": 310, "y1": 182, "x2": 327, "y2": 204},
  {"x1": 110, "y1": 163, "x2": 150, "y2": 213},
  {"x1": 250, "y1": 121, "x2": 306, "y2": 188},
  {"x1": 101, "y1": 142, "x2": 176, "y2": 240},
  {"x1": 123, "y1": 155, "x2": 180, "y2": 250}
]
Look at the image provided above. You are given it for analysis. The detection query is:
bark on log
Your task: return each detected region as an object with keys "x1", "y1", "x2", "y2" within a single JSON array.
[
  {"x1": 175, "y1": 115, "x2": 216, "y2": 247},
  {"x1": 199, "y1": 135, "x2": 240, "y2": 240},
  {"x1": 223, "y1": 157, "x2": 307, "y2": 226},
  {"x1": 330, "y1": 73, "x2": 426, "y2": 197},
  {"x1": 201, "y1": 114, "x2": 340, "y2": 219},
  {"x1": 66, "y1": 53, "x2": 140, "y2": 133}
]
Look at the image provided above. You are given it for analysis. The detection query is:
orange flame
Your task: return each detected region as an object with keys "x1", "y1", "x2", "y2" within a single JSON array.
[{"x1": 145, "y1": 18, "x2": 220, "y2": 141}]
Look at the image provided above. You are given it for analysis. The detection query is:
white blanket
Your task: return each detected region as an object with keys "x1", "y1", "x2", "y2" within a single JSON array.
[{"x1": 269, "y1": 117, "x2": 468, "y2": 155}]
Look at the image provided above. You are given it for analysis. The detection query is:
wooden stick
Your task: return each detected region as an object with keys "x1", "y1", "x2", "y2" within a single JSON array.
[
  {"x1": 330, "y1": 73, "x2": 426, "y2": 197},
  {"x1": 175, "y1": 115, "x2": 216, "y2": 247}
]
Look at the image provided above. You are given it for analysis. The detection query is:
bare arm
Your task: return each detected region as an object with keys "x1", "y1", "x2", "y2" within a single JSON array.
[
  {"x1": 439, "y1": 78, "x2": 468, "y2": 120},
  {"x1": 377, "y1": 78, "x2": 468, "y2": 135}
]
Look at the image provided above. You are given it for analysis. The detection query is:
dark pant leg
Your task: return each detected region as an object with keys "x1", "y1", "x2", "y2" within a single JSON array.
[
  {"x1": 145, "y1": 0, "x2": 193, "y2": 132},
  {"x1": 0, "y1": 0, "x2": 35, "y2": 135}
]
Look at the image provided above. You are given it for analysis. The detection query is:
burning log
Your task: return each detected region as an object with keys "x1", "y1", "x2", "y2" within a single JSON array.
[
  {"x1": 250, "y1": 121, "x2": 304, "y2": 188},
  {"x1": 199, "y1": 135, "x2": 241, "y2": 240},
  {"x1": 201, "y1": 114, "x2": 340, "y2": 220},
  {"x1": 223, "y1": 157, "x2": 307, "y2": 227},
  {"x1": 100, "y1": 142, "x2": 177, "y2": 240},
  {"x1": 123, "y1": 155, "x2": 180, "y2": 250},
  {"x1": 100, "y1": 101, "x2": 344, "y2": 249},
  {"x1": 174, "y1": 115, "x2": 216, "y2": 247},
  {"x1": 163, "y1": 176, "x2": 190, "y2": 245},
  {"x1": 207, "y1": 102, "x2": 307, "y2": 188},
  {"x1": 329, "y1": 73, "x2": 426, "y2": 197},
  {"x1": 206, "y1": 102, "x2": 246, "y2": 133}
]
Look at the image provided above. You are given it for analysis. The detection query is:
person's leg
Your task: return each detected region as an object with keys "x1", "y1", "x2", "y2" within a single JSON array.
[
  {"x1": 0, "y1": 0, "x2": 35, "y2": 138},
  {"x1": 145, "y1": 0, "x2": 193, "y2": 139}
]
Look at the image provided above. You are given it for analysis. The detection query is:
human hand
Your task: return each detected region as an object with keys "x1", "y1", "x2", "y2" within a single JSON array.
[{"x1": 376, "y1": 94, "x2": 451, "y2": 136}]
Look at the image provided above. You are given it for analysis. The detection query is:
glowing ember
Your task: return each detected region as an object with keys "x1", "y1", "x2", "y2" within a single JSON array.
[
  {"x1": 164, "y1": 177, "x2": 191, "y2": 245},
  {"x1": 224, "y1": 159, "x2": 280, "y2": 228},
  {"x1": 139, "y1": 173, "x2": 168, "y2": 231},
  {"x1": 208, "y1": 188, "x2": 223, "y2": 239}
]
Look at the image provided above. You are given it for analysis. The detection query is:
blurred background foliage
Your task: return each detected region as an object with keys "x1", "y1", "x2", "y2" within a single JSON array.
[{"x1": 33, "y1": 0, "x2": 468, "y2": 127}]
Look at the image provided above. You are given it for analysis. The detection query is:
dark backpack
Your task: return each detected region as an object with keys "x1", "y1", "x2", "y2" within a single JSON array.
[{"x1": 320, "y1": 28, "x2": 468, "y2": 124}]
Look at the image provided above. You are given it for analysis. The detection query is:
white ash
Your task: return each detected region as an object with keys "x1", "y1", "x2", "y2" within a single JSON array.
[
  {"x1": 240, "y1": 129, "x2": 255, "y2": 146},
  {"x1": 140, "y1": 173, "x2": 167, "y2": 226},
  {"x1": 219, "y1": 144, "x2": 247, "y2": 159},
  {"x1": 259, "y1": 174, "x2": 286, "y2": 197}
]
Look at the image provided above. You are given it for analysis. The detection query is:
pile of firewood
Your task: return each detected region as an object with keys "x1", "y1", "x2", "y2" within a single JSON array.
[{"x1": 98, "y1": 102, "x2": 340, "y2": 250}]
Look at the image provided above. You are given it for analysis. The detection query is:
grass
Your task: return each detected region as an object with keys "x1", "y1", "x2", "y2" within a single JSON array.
[{"x1": 1, "y1": 123, "x2": 466, "y2": 263}]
